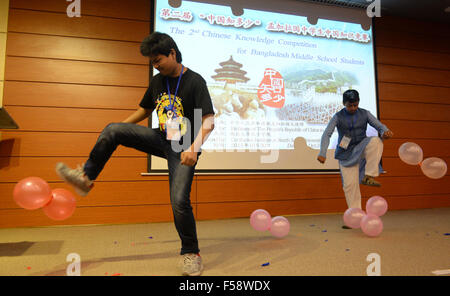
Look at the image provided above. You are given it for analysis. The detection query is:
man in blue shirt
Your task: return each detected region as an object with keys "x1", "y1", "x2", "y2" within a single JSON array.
[{"x1": 317, "y1": 90, "x2": 393, "y2": 227}]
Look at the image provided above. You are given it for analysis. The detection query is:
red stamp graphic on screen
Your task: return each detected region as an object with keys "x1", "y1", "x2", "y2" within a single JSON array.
[{"x1": 257, "y1": 68, "x2": 285, "y2": 108}]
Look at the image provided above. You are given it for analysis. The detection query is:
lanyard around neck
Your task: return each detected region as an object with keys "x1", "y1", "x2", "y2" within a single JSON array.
[{"x1": 166, "y1": 65, "x2": 184, "y2": 111}]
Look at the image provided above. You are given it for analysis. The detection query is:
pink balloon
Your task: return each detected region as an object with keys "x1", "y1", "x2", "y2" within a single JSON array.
[
  {"x1": 361, "y1": 214, "x2": 383, "y2": 237},
  {"x1": 398, "y1": 142, "x2": 423, "y2": 165},
  {"x1": 42, "y1": 188, "x2": 76, "y2": 221},
  {"x1": 13, "y1": 177, "x2": 52, "y2": 210},
  {"x1": 420, "y1": 157, "x2": 447, "y2": 179},
  {"x1": 250, "y1": 209, "x2": 272, "y2": 231},
  {"x1": 343, "y1": 208, "x2": 365, "y2": 229},
  {"x1": 269, "y1": 216, "x2": 290, "y2": 238},
  {"x1": 366, "y1": 196, "x2": 388, "y2": 217}
]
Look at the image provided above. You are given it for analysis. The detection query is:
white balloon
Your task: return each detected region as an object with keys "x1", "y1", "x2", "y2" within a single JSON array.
[
  {"x1": 421, "y1": 157, "x2": 447, "y2": 179},
  {"x1": 398, "y1": 142, "x2": 423, "y2": 165}
]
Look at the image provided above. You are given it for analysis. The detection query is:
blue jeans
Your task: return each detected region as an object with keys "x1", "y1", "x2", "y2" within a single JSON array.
[{"x1": 84, "y1": 123, "x2": 199, "y2": 255}]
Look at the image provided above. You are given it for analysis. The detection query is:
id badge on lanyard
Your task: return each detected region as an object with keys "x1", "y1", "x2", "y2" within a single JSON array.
[
  {"x1": 166, "y1": 116, "x2": 181, "y2": 141},
  {"x1": 165, "y1": 66, "x2": 183, "y2": 141},
  {"x1": 339, "y1": 134, "x2": 351, "y2": 149},
  {"x1": 339, "y1": 111, "x2": 357, "y2": 150}
]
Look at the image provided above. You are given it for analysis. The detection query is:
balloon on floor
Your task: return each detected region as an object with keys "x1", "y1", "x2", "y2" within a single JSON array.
[
  {"x1": 343, "y1": 208, "x2": 365, "y2": 229},
  {"x1": 361, "y1": 196, "x2": 387, "y2": 237},
  {"x1": 366, "y1": 195, "x2": 388, "y2": 217},
  {"x1": 13, "y1": 177, "x2": 52, "y2": 210},
  {"x1": 360, "y1": 214, "x2": 383, "y2": 237},
  {"x1": 250, "y1": 209, "x2": 272, "y2": 231},
  {"x1": 269, "y1": 216, "x2": 290, "y2": 238},
  {"x1": 343, "y1": 196, "x2": 388, "y2": 237},
  {"x1": 250, "y1": 209, "x2": 290, "y2": 238}
]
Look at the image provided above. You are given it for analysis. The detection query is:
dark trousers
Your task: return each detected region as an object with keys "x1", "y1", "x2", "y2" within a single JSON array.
[{"x1": 84, "y1": 123, "x2": 199, "y2": 255}]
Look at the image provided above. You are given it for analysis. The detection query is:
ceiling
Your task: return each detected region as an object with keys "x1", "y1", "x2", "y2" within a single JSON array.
[{"x1": 299, "y1": 0, "x2": 450, "y2": 24}]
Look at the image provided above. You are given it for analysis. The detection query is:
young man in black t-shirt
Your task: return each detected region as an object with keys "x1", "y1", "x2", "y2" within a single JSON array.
[{"x1": 56, "y1": 32, "x2": 215, "y2": 276}]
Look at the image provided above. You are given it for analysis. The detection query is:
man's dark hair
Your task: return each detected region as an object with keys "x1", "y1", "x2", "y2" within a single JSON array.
[
  {"x1": 343, "y1": 89, "x2": 360, "y2": 104},
  {"x1": 140, "y1": 32, "x2": 182, "y2": 63}
]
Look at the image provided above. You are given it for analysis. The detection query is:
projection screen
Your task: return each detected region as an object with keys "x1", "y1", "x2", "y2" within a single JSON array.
[{"x1": 147, "y1": 0, "x2": 378, "y2": 173}]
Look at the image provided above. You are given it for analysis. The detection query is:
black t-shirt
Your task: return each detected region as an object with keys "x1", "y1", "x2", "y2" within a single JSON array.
[{"x1": 139, "y1": 68, "x2": 215, "y2": 151}]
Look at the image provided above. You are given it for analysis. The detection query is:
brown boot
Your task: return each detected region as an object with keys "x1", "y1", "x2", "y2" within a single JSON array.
[{"x1": 361, "y1": 175, "x2": 381, "y2": 187}]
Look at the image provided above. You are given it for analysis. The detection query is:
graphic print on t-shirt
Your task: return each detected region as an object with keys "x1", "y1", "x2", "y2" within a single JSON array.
[{"x1": 155, "y1": 92, "x2": 187, "y2": 136}]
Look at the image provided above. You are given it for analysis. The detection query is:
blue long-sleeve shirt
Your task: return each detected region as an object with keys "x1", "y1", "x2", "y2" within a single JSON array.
[{"x1": 319, "y1": 108, "x2": 388, "y2": 167}]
